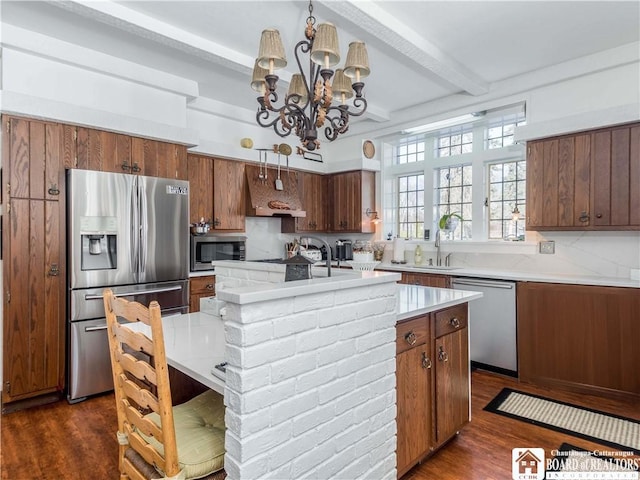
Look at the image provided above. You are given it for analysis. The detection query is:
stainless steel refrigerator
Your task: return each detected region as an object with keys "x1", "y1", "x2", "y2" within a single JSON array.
[{"x1": 67, "y1": 169, "x2": 189, "y2": 402}]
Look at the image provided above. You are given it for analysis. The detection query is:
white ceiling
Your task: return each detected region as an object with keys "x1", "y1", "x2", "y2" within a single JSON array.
[{"x1": 2, "y1": 0, "x2": 639, "y2": 138}]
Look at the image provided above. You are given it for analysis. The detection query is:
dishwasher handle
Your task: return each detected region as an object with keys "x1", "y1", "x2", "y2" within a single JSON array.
[{"x1": 452, "y1": 278, "x2": 514, "y2": 289}]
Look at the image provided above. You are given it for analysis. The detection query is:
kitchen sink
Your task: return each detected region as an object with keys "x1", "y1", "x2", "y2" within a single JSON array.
[{"x1": 412, "y1": 265, "x2": 461, "y2": 271}]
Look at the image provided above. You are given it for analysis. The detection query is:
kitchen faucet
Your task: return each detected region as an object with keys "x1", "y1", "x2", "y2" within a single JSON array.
[
  {"x1": 299, "y1": 235, "x2": 331, "y2": 277},
  {"x1": 435, "y1": 229, "x2": 442, "y2": 266}
]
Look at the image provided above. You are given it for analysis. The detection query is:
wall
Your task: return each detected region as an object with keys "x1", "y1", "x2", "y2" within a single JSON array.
[
  {"x1": 214, "y1": 265, "x2": 398, "y2": 480},
  {"x1": 379, "y1": 230, "x2": 640, "y2": 280}
]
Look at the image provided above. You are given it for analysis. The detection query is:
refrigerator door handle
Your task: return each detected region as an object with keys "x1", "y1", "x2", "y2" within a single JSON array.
[
  {"x1": 84, "y1": 285, "x2": 183, "y2": 301},
  {"x1": 130, "y1": 180, "x2": 140, "y2": 278},
  {"x1": 139, "y1": 180, "x2": 148, "y2": 276}
]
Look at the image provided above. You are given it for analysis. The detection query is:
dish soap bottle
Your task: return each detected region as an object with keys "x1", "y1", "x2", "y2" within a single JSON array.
[{"x1": 414, "y1": 244, "x2": 423, "y2": 265}]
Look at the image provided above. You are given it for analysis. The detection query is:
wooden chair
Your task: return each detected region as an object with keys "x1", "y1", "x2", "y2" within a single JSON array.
[{"x1": 103, "y1": 289, "x2": 226, "y2": 480}]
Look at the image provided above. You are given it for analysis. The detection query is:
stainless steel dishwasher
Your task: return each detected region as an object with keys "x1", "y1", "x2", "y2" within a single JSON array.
[{"x1": 452, "y1": 277, "x2": 517, "y2": 376}]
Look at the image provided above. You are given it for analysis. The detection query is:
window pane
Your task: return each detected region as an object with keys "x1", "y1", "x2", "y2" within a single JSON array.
[
  {"x1": 461, "y1": 143, "x2": 473, "y2": 154},
  {"x1": 504, "y1": 162, "x2": 517, "y2": 181},
  {"x1": 488, "y1": 126, "x2": 502, "y2": 139},
  {"x1": 462, "y1": 132, "x2": 473, "y2": 144},
  {"x1": 451, "y1": 145, "x2": 461, "y2": 156},
  {"x1": 487, "y1": 159, "x2": 527, "y2": 239},
  {"x1": 449, "y1": 167, "x2": 462, "y2": 186},
  {"x1": 449, "y1": 186, "x2": 462, "y2": 204},
  {"x1": 399, "y1": 176, "x2": 407, "y2": 190},
  {"x1": 490, "y1": 164, "x2": 503, "y2": 183},
  {"x1": 439, "y1": 137, "x2": 450, "y2": 147}
]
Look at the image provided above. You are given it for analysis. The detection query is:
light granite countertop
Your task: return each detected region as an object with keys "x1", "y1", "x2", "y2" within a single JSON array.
[
  {"x1": 396, "y1": 284, "x2": 483, "y2": 321},
  {"x1": 377, "y1": 263, "x2": 640, "y2": 288}
]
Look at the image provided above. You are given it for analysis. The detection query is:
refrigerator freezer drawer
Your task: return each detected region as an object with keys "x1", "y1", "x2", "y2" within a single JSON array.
[
  {"x1": 68, "y1": 318, "x2": 114, "y2": 402},
  {"x1": 70, "y1": 280, "x2": 188, "y2": 321}
]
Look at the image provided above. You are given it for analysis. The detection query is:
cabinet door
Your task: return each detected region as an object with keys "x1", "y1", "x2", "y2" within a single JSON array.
[
  {"x1": 3, "y1": 199, "x2": 65, "y2": 402},
  {"x1": 526, "y1": 134, "x2": 591, "y2": 229},
  {"x1": 77, "y1": 128, "x2": 132, "y2": 173},
  {"x1": 434, "y1": 327, "x2": 469, "y2": 445},
  {"x1": 6, "y1": 117, "x2": 63, "y2": 201},
  {"x1": 212, "y1": 158, "x2": 245, "y2": 231},
  {"x1": 328, "y1": 171, "x2": 375, "y2": 233},
  {"x1": 187, "y1": 154, "x2": 214, "y2": 225},
  {"x1": 133, "y1": 138, "x2": 188, "y2": 180},
  {"x1": 396, "y1": 346, "x2": 433, "y2": 478},
  {"x1": 592, "y1": 125, "x2": 639, "y2": 227},
  {"x1": 297, "y1": 171, "x2": 326, "y2": 232},
  {"x1": 517, "y1": 282, "x2": 640, "y2": 396},
  {"x1": 189, "y1": 276, "x2": 216, "y2": 312}
]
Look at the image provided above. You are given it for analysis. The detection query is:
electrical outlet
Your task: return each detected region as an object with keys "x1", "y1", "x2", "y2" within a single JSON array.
[
  {"x1": 539, "y1": 240, "x2": 555, "y2": 254},
  {"x1": 424, "y1": 229, "x2": 430, "y2": 240}
]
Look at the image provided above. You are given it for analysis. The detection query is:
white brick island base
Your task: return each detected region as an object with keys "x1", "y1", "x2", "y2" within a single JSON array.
[{"x1": 214, "y1": 262, "x2": 402, "y2": 480}]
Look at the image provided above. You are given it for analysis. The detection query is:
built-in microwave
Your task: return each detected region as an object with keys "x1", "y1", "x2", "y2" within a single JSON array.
[{"x1": 190, "y1": 235, "x2": 246, "y2": 271}]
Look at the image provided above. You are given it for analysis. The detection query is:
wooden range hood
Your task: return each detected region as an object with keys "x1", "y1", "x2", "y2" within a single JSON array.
[{"x1": 245, "y1": 164, "x2": 306, "y2": 217}]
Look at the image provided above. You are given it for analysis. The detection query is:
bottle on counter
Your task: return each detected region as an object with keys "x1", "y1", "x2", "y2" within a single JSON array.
[{"x1": 414, "y1": 244, "x2": 423, "y2": 265}]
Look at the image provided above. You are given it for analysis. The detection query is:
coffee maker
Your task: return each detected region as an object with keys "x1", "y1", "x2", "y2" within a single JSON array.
[{"x1": 335, "y1": 239, "x2": 353, "y2": 262}]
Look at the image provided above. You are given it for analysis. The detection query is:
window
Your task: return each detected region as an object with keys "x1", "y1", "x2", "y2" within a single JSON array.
[
  {"x1": 434, "y1": 165, "x2": 472, "y2": 240},
  {"x1": 436, "y1": 125, "x2": 473, "y2": 157},
  {"x1": 486, "y1": 112, "x2": 526, "y2": 149},
  {"x1": 395, "y1": 136, "x2": 425, "y2": 164},
  {"x1": 398, "y1": 173, "x2": 424, "y2": 239},
  {"x1": 488, "y1": 160, "x2": 526, "y2": 239},
  {"x1": 384, "y1": 104, "x2": 526, "y2": 242}
]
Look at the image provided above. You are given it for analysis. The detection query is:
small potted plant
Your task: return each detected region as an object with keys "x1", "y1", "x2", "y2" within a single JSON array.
[{"x1": 438, "y1": 212, "x2": 463, "y2": 232}]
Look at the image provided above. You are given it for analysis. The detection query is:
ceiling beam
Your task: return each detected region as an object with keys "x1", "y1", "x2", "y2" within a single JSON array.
[
  {"x1": 46, "y1": 0, "x2": 390, "y2": 123},
  {"x1": 320, "y1": 0, "x2": 489, "y2": 96}
]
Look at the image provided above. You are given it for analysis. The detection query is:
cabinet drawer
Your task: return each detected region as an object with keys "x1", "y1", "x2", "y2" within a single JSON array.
[
  {"x1": 396, "y1": 316, "x2": 429, "y2": 354},
  {"x1": 434, "y1": 304, "x2": 467, "y2": 338},
  {"x1": 190, "y1": 276, "x2": 216, "y2": 296}
]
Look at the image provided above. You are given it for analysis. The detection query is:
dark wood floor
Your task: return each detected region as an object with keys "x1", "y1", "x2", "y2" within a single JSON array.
[{"x1": 2, "y1": 369, "x2": 638, "y2": 480}]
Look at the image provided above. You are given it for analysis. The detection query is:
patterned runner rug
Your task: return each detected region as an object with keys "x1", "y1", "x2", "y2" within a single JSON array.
[{"x1": 484, "y1": 388, "x2": 640, "y2": 454}]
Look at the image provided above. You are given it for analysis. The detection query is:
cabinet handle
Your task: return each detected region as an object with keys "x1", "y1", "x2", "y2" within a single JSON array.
[
  {"x1": 449, "y1": 317, "x2": 460, "y2": 328},
  {"x1": 131, "y1": 163, "x2": 141, "y2": 173},
  {"x1": 404, "y1": 331, "x2": 417, "y2": 346},
  {"x1": 578, "y1": 211, "x2": 589, "y2": 222},
  {"x1": 48, "y1": 264, "x2": 60, "y2": 276},
  {"x1": 48, "y1": 184, "x2": 60, "y2": 196},
  {"x1": 121, "y1": 162, "x2": 131, "y2": 171},
  {"x1": 421, "y1": 352, "x2": 432, "y2": 369},
  {"x1": 438, "y1": 346, "x2": 448, "y2": 362},
  {"x1": 213, "y1": 218, "x2": 221, "y2": 226},
  {"x1": 206, "y1": 284, "x2": 214, "y2": 290},
  {"x1": 596, "y1": 213, "x2": 602, "y2": 219},
  {"x1": 413, "y1": 281, "x2": 420, "y2": 286}
]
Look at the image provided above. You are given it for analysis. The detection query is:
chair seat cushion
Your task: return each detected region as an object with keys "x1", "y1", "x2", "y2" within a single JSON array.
[{"x1": 141, "y1": 390, "x2": 226, "y2": 479}]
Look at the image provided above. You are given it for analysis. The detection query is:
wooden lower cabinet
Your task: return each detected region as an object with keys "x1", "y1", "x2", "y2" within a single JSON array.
[
  {"x1": 396, "y1": 303, "x2": 469, "y2": 478},
  {"x1": 517, "y1": 282, "x2": 640, "y2": 399},
  {"x1": 434, "y1": 304, "x2": 470, "y2": 445},
  {"x1": 3, "y1": 198, "x2": 66, "y2": 404},
  {"x1": 400, "y1": 272, "x2": 451, "y2": 288},
  {"x1": 189, "y1": 275, "x2": 216, "y2": 312}
]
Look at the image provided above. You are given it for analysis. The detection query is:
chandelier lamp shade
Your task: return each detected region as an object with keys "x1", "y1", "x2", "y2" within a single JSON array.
[{"x1": 251, "y1": 0, "x2": 370, "y2": 151}]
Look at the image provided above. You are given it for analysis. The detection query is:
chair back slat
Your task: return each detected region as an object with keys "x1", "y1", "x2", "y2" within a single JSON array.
[
  {"x1": 103, "y1": 288, "x2": 180, "y2": 478},
  {"x1": 114, "y1": 327, "x2": 156, "y2": 358},
  {"x1": 119, "y1": 376, "x2": 160, "y2": 413},
  {"x1": 117, "y1": 351, "x2": 158, "y2": 387}
]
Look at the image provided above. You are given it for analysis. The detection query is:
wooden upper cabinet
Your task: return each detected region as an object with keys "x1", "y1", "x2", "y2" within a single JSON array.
[
  {"x1": 5, "y1": 117, "x2": 63, "y2": 201},
  {"x1": 187, "y1": 154, "x2": 245, "y2": 231},
  {"x1": 526, "y1": 122, "x2": 639, "y2": 231},
  {"x1": 328, "y1": 170, "x2": 375, "y2": 233},
  {"x1": 187, "y1": 154, "x2": 214, "y2": 225},
  {"x1": 212, "y1": 158, "x2": 245, "y2": 231},
  {"x1": 69, "y1": 126, "x2": 187, "y2": 180},
  {"x1": 592, "y1": 125, "x2": 639, "y2": 227},
  {"x1": 527, "y1": 134, "x2": 591, "y2": 229},
  {"x1": 281, "y1": 170, "x2": 327, "y2": 233}
]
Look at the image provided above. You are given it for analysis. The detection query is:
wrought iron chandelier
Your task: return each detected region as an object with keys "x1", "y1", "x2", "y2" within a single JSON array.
[{"x1": 251, "y1": 0, "x2": 370, "y2": 151}]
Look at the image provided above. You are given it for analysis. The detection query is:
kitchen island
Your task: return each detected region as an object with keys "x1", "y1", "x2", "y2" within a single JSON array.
[{"x1": 131, "y1": 261, "x2": 481, "y2": 480}]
